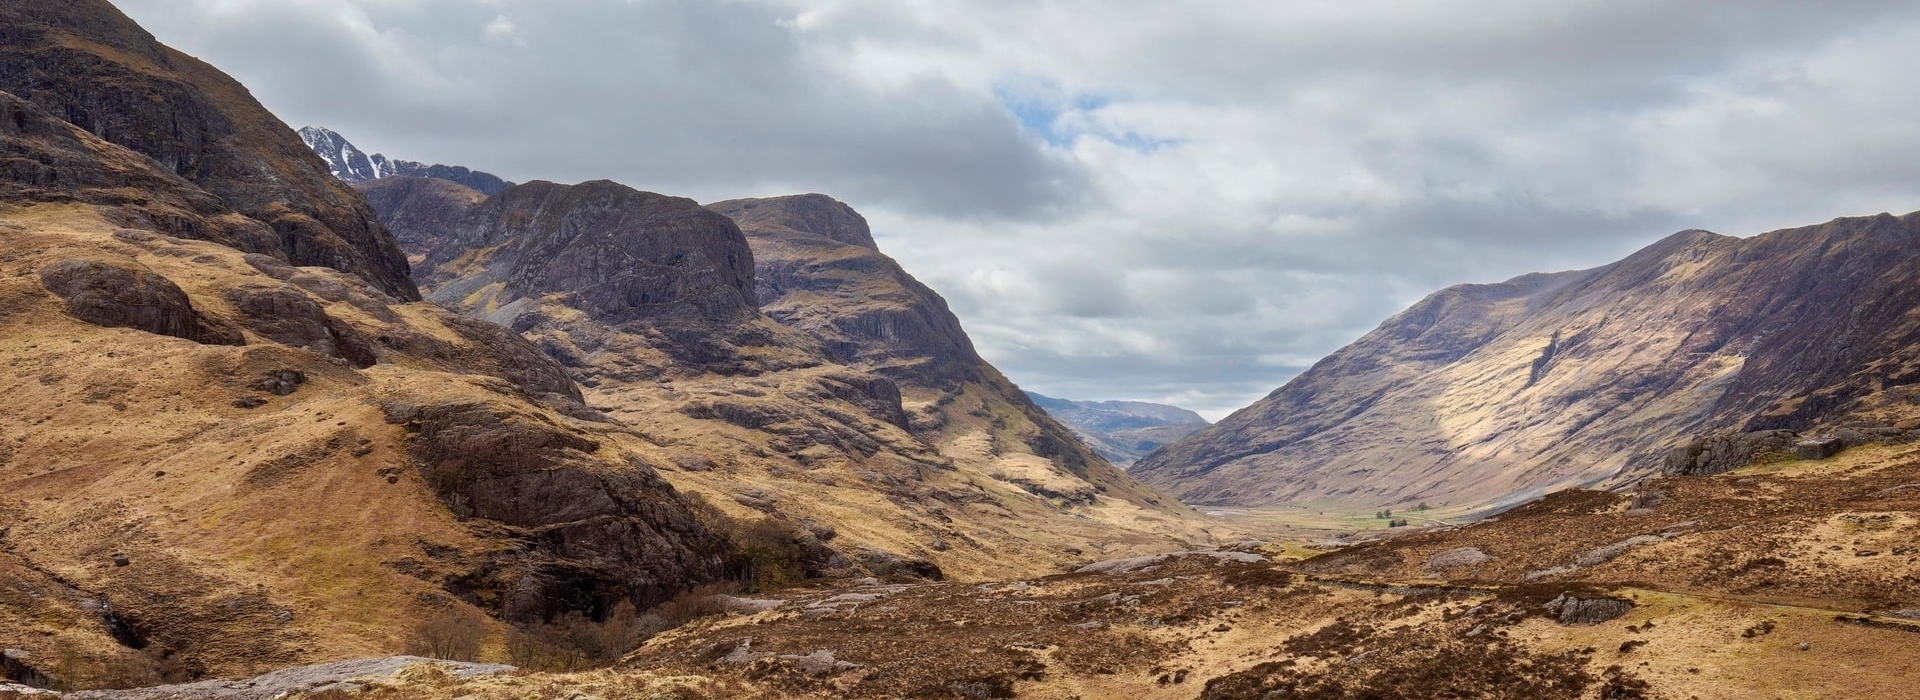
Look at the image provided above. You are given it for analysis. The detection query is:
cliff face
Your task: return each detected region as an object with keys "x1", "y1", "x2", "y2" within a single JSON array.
[
  {"x1": 1135, "y1": 214, "x2": 1920, "y2": 511},
  {"x1": 0, "y1": 3, "x2": 736, "y2": 681},
  {"x1": 360, "y1": 181, "x2": 1206, "y2": 583},
  {"x1": 425, "y1": 180, "x2": 758, "y2": 332},
  {"x1": 0, "y1": 0, "x2": 419, "y2": 300}
]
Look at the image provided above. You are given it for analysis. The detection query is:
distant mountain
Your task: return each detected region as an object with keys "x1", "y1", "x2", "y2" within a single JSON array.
[
  {"x1": 298, "y1": 126, "x2": 512, "y2": 195},
  {"x1": 1026, "y1": 393, "x2": 1209, "y2": 466},
  {"x1": 1134, "y1": 213, "x2": 1920, "y2": 512}
]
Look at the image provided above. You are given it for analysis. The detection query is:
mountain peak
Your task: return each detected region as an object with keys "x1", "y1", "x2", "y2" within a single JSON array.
[
  {"x1": 299, "y1": 125, "x2": 513, "y2": 196},
  {"x1": 709, "y1": 193, "x2": 878, "y2": 250}
]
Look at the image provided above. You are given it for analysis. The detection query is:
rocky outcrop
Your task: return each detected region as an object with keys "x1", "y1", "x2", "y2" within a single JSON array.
[
  {"x1": 386, "y1": 401, "x2": 728, "y2": 621},
  {"x1": 221, "y1": 285, "x2": 376, "y2": 367},
  {"x1": 0, "y1": 0, "x2": 419, "y2": 300},
  {"x1": 1662, "y1": 430, "x2": 1801, "y2": 476},
  {"x1": 299, "y1": 126, "x2": 513, "y2": 196},
  {"x1": 38, "y1": 259, "x2": 244, "y2": 346},
  {"x1": 1137, "y1": 213, "x2": 1920, "y2": 510}
]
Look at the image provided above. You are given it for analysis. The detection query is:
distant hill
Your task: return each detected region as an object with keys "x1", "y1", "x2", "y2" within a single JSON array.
[
  {"x1": 299, "y1": 126, "x2": 513, "y2": 196},
  {"x1": 1026, "y1": 392, "x2": 1209, "y2": 466}
]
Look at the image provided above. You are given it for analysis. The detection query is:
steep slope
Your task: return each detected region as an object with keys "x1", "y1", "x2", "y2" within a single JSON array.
[
  {"x1": 300, "y1": 126, "x2": 512, "y2": 196},
  {"x1": 710, "y1": 194, "x2": 1166, "y2": 504},
  {"x1": 357, "y1": 180, "x2": 1207, "y2": 582},
  {"x1": 1027, "y1": 392, "x2": 1211, "y2": 466},
  {"x1": 0, "y1": 3, "x2": 739, "y2": 688},
  {"x1": 0, "y1": 0, "x2": 417, "y2": 300},
  {"x1": 1136, "y1": 213, "x2": 1920, "y2": 511}
]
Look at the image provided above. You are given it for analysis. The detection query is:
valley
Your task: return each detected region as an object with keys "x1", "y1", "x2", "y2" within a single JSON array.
[{"x1": 3, "y1": 1, "x2": 1920, "y2": 698}]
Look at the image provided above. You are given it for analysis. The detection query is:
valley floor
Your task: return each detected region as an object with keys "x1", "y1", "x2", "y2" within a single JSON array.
[{"x1": 17, "y1": 441, "x2": 1920, "y2": 699}]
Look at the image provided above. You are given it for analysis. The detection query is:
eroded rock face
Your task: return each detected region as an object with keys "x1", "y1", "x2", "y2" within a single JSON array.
[
  {"x1": 389, "y1": 401, "x2": 729, "y2": 621},
  {"x1": 38, "y1": 259, "x2": 243, "y2": 346},
  {"x1": 0, "y1": 0, "x2": 419, "y2": 300},
  {"x1": 1138, "y1": 214, "x2": 1920, "y2": 510}
]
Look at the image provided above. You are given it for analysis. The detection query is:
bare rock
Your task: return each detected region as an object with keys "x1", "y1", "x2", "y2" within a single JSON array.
[
  {"x1": 1423, "y1": 546, "x2": 1492, "y2": 571},
  {"x1": 61, "y1": 656, "x2": 510, "y2": 700},
  {"x1": 1545, "y1": 595, "x2": 1633, "y2": 625},
  {"x1": 386, "y1": 400, "x2": 729, "y2": 622},
  {"x1": 1795, "y1": 437, "x2": 1844, "y2": 460},
  {"x1": 222, "y1": 285, "x2": 375, "y2": 367},
  {"x1": 38, "y1": 260, "x2": 244, "y2": 346}
]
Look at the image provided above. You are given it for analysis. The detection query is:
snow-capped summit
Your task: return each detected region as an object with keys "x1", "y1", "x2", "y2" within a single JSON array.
[{"x1": 298, "y1": 126, "x2": 512, "y2": 196}]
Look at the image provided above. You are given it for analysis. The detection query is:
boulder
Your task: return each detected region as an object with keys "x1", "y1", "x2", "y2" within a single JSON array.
[
  {"x1": 1423, "y1": 547, "x2": 1492, "y2": 571},
  {"x1": 1545, "y1": 595, "x2": 1633, "y2": 625},
  {"x1": 1795, "y1": 437, "x2": 1844, "y2": 460}
]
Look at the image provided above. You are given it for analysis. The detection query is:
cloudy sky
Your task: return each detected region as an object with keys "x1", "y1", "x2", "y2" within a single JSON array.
[{"x1": 118, "y1": 0, "x2": 1920, "y2": 419}]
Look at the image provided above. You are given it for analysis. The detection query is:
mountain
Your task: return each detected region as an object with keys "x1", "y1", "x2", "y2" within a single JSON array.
[
  {"x1": 1134, "y1": 213, "x2": 1920, "y2": 512},
  {"x1": 0, "y1": 2, "x2": 417, "y2": 301},
  {"x1": 0, "y1": 0, "x2": 753, "y2": 685},
  {"x1": 1026, "y1": 392, "x2": 1210, "y2": 465},
  {"x1": 299, "y1": 126, "x2": 512, "y2": 196},
  {"x1": 354, "y1": 178, "x2": 1206, "y2": 584}
]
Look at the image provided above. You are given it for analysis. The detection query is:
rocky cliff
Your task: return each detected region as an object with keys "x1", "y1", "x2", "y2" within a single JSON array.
[
  {"x1": 300, "y1": 126, "x2": 512, "y2": 196},
  {"x1": 0, "y1": 2, "x2": 738, "y2": 685},
  {"x1": 1135, "y1": 213, "x2": 1920, "y2": 511},
  {"x1": 358, "y1": 180, "x2": 1206, "y2": 583},
  {"x1": 1026, "y1": 392, "x2": 1210, "y2": 466}
]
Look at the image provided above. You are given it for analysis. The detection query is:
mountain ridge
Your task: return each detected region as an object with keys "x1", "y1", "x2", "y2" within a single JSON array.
[
  {"x1": 1135, "y1": 211, "x2": 1920, "y2": 510},
  {"x1": 1026, "y1": 392, "x2": 1210, "y2": 466},
  {"x1": 300, "y1": 126, "x2": 513, "y2": 196}
]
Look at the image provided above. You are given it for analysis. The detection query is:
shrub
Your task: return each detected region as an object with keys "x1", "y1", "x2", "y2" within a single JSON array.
[
  {"x1": 506, "y1": 584, "x2": 736, "y2": 671},
  {"x1": 405, "y1": 607, "x2": 485, "y2": 661}
]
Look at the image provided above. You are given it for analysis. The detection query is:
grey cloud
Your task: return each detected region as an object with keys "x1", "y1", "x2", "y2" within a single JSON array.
[
  {"x1": 117, "y1": 0, "x2": 1086, "y2": 219},
  {"x1": 113, "y1": 0, "x2": 1920, "y2": 417}
]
